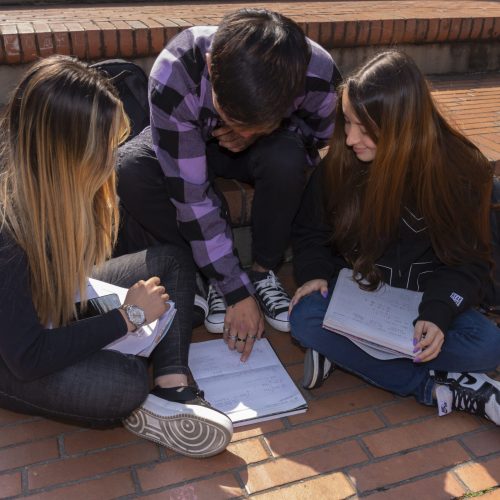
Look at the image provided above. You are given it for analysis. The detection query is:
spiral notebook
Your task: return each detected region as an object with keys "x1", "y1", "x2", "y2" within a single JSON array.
[
  {"x1": 188, "y1": 338, "x2": 307, "y2": 426},
  {"x1": 323, "y1": 268, "x2": 422, "y2": 360}
]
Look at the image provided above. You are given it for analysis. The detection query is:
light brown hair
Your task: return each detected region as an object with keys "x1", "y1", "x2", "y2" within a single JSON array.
[{"x1": 324, "y1": 50, "x2": 493, "y2": 289}]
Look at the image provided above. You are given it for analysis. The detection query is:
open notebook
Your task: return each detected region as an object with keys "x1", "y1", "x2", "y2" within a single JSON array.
[
  {"x1": 189, "y1": 338, "x2": 307, "y2": 427},
  {"x1": 323, "y1": 268, "x2": 422, "y2": 360}
]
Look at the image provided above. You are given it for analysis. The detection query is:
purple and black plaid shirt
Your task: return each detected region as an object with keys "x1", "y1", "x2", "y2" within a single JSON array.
[{"x1": 149, "y1": 26, "x2": 339, "y2": 305}]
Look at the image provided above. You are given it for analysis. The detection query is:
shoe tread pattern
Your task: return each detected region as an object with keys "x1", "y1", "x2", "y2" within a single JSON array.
[{"x1": 124, "y1": 408, "x2": 231, "y2": 458}]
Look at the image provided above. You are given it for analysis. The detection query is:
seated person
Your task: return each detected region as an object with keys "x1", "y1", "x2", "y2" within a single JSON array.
[
  {"x1": 0, "y1": 55, "x2": 233, "y2": 457},
  {"x1": 290, "y1": 50, "x2": 500, "y2": 425},
  {"x1": 115, "y1": 8, "x2": 341, "y2": 360}
]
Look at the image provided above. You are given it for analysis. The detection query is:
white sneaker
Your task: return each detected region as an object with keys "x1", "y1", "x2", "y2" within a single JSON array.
[
  {"x1": 204, "y1": 285, "x2": 226, "y2": 334},
  {"x1": 123, "y1": 386, "x2": 233, "y2": 458},
  {"x1": 253, "y1": 271, "x2": 291, "y2": 332},
  {"x1": 302, "y1": 348, "x2": 334, "y2": 389},
  {"x1": 433, "y1": 371, "x2": 500, "y2": 425}
]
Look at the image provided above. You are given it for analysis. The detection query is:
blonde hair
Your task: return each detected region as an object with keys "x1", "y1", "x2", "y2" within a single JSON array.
[{"x1": 0, "y1": 55, "x2": 130, "y2": 327}]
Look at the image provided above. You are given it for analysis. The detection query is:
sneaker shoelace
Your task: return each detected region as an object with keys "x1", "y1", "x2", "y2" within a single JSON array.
[
  {"x1": 254, "y1": 271, "x2": 290, "y2": 314},
  {"x1": 450, "y1": 375, "x2": 489, "y2": 416},
  {"x1": 207, "y1": 285, "x2": 226, "y2": 313}
]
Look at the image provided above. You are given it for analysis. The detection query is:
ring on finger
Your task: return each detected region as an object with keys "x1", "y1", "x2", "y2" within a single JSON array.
[
  {"x1": 247, "y1": 335, "x2": 257, "y2": 340},
  {"x1": 228, "y1": 335, "x2": 237, "y2": 341},
  {"x1": 236, "y1": 337, "x2": 246, "y2": 343}
]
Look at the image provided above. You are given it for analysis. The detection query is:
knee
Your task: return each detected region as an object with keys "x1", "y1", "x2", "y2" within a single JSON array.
[
  {"x1": 146, "y1": 245, "x2": 196, "y2": 279},
  {"x1": 146, "y1": 245, "x2": 196, "y2": 292},
  {"x1": 290, "y1": 293, "x2": 323, "y2": 346},
  {"x1": 255, "y1": 131, "x2": 307, "y2": 184}
]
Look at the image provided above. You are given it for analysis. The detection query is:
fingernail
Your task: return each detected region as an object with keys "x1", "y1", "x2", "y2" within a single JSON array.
[
  {"x1": 413, "y1": 357, "x2": 421, "y2": 363},
  {"x1": 321, "y1": 290, "x2": 328, "y2": 298},
  {"x1": 413, "y1": 347, "x2": 419, "y2": 353},
  {"x1": 412, "y1": 338, "x2": 418, "y2": 346}
]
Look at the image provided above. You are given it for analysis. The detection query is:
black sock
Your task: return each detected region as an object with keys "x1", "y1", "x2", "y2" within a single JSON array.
[{"x1": 248, "y1": 269, "x2": 269, "y2": 283}]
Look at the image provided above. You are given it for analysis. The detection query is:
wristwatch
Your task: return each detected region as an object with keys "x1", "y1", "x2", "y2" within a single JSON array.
[{"x1": 120, "y1": 304, "x2": 146, "y2": 331}]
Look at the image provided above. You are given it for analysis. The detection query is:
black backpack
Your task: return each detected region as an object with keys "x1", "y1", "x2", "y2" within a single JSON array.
[{"x1": 91, "y1": 59, "x2": 150, "y2": 141}]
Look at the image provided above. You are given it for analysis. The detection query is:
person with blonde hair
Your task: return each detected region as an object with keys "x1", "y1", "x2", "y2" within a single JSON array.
[
  {"x1": 0, "y1": 55, "x2": 232, "y2": 457},
  {"x1": 290, "y1": 50, "x2": 500, "y2": 424}
]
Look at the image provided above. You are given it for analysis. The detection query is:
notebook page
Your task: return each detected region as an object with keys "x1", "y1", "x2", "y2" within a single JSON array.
[{"x1": 324, "y1": 269, "x2": 422, "y2": 355}]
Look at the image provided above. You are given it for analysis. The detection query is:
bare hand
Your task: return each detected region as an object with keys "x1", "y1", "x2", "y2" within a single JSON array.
[
  {"x1": 212, "y1": 125, "x2": 258, "y2": 153},
  {"x1": 413, "y1": 320, "x2": 444, "y2": 363},
  {"x1": 122, "y1": 277, "x2": 169, "y2": 330},
  {"x1": 223, "y1": 295, "x2": 265, "y2": 362},
  {"x1": 289, "y1": 279, "x2": 329, "y2": 314}
]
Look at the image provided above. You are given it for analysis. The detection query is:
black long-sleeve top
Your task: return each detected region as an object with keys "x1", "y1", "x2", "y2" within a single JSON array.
[
  {"x1": 292, "y1": 164, "x2": 491, "y2": 334},
  {"x1": 0, "y1": 231, "x2": 127, "y2": 381}
]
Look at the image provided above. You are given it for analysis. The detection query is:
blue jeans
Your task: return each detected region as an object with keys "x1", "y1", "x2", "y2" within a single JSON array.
[
  {"x1": 0, "y1": 245, "x2": 195, "y2": 428},
  {"x1": 290, "y1": 286, "x2": 500, "y2": 405}
]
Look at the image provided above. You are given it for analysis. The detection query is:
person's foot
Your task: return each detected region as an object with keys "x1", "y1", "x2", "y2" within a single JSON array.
[
  {"x1": 123, "y1": 386, "x2": 233, "y2": 457},
  {"x1": 253, "y1": 270, "x2": 291, "y2": 332},
  {"x1": 433, "y1": 371, "x2": 500, "y2": 425},
  {"x1": 204, "y1": 285, "x2": 227, "y2": 334},
  {"x1": 193, "y1": 274, "x2": 209, "y2": 328},
  {"x1": 302, "y1": 348, "x2": 334, "y2": 389}
]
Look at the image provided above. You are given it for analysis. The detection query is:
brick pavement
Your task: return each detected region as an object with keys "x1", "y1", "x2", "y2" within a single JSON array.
[
  {"x1": 0, "y1": 1, "x2": 499, "y2": 64},
  {"x1": 429, "y1": 73, "x2": 500, "y2": 172},
  {"x1": 0, "y1": 263, "x2": 498, "y2": 499},
  {"x1": 0, "y1": 2, "x2": 499, "y2": 498}
]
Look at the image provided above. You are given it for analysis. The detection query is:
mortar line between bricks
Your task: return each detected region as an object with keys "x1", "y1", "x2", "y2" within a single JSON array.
[
  {"x1": 355, "y1": 459, "x2": 481, "y2": 498},
  {"x1": 0, "y1": 431, "x2": 141, "y2": 457},
  {"x1": 347, "y1": 438, "x2": 500, "y2": 491},
  {"x1": 129, "y1": 467, "x2": 142, "y2": 497},
  {"x1": 457, "y1": 428, "x2": 500, "y2": 461},
  {"x1": 0, "y1": 438, "x2": 160, "y2": 478},
  {"x1": 0, "y1": 415, "x2": 43, "y2": 429},
  {"x1": 263, "y1": 428, "x2": 491, "y2": 473},
  {"x1": 231, "y1": 468, "x2": 250, "y2": 499},
  {"x1": 17, "y1": 465, "x2": 142, "y2": 497},
  {"x1": 126, "y1": 468, "x2": 259, "y2": 498},
  {"x1": 457, "y1": 486, "x2": 500, "y2": 500},
  {"x1": 244, "y1": 470, "x2": 358, "y2": 498}
]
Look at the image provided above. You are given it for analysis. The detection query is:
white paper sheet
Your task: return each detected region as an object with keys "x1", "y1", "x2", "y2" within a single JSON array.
[
  {"x1": 323, "y1": 268, "x2": 422, "y2": 359},
  {"x1": 189, "y1": 338, "x2": 307, "y2": 426}
]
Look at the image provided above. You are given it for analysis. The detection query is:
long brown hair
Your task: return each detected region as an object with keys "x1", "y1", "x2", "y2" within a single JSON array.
[
  {"x1": 0, "y1": 55, "x2": 129, "y2": 327},
  {"x1": 324, "y1": 50, "x2": 493, "y2": 289}
]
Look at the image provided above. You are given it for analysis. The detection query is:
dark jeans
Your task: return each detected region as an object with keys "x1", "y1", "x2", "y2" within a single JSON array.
[
  {"x1": 114, "y1": 126, "x2": 308, "y2": 269},
  {"x1": 291, "y1": 286, "x2": 500, "y2": 406},
  {"x1": 0, "y1": 245, "x2": 195, "y2": 428}
]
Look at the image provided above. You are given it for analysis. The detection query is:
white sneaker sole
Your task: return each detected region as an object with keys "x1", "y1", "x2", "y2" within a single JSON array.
[
  {"x1": 123, "y1": 394, "x2": 233, "y2": 458},
  {"x1": 194, "y1": 294, "x2": 209, "y2": 317},
  {"x1": 265, "y1": 315, "x2": 291, "y2": 332}
]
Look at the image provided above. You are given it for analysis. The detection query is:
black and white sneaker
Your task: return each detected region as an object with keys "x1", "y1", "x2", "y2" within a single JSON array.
[
  {"x1": 302, "y1": 348, "x2": 334, "y2": 389},
  {"x1": 433, "y1": 371, "x2": 500, "y2": 425},
  {"x1": 204, "y1": 285, "x2": 226, "y2": 334},
  {"x1": 123, "y1": 386, "x2": 233, "y2": 457},
  {"x1": 253, "y1": 271, "x2": 291, "y2": 332},
  {"x1": 193, "y1": 273, "x2": 209, "y2": 328}
]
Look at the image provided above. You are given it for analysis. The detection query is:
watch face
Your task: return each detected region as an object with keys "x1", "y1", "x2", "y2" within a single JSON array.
[{"x1": 128, "y1": 305, "x2": 145, "y2": 326}]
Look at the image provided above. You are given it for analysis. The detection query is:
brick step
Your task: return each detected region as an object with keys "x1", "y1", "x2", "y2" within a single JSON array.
[{"x1": 0, "y1": 1, "x2": 499, "y2": 65}]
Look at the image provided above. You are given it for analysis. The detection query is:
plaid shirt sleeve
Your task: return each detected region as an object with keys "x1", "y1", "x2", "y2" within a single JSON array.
[
  {"x1": 149, "y1": 28, "x2": 254, "y2": 306},
  {"x1": 285, "y1": 39, "x2": 341, "y2": 166}
]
